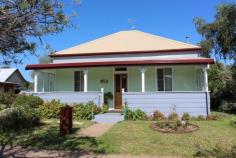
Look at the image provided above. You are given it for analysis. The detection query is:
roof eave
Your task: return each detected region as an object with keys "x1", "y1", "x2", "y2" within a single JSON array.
[{"x1": 26, "y1": 58, "x2": 214, "y2": 70}]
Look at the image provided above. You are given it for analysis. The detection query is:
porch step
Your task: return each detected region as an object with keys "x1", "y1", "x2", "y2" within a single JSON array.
[{"x1": 94, "y1": 113, "x2": 124, "y2": 124}]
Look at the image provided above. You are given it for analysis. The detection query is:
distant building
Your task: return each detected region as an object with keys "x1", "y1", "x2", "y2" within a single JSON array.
[{"x1": 0, "y1": 68, "x2": 28, "y2": 93}]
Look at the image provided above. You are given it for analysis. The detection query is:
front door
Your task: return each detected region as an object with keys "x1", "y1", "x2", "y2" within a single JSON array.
[{"x1": 114, "y1": 74, "x2": 127, "y2": 109}]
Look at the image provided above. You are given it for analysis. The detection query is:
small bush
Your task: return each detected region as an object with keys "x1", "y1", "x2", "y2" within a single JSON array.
[
  {"x1": 101, "y1": 105, "x2": 109, "y2": 113},
  {"x1": 230, "y1": 117, "x2": 236, "y2": 126},
  {"x1": 197, "y1": 115, "x2": 205, "y2": 121},
  {"x1": 123, "y1": 105, "x2": 147, "y2": 121},
  {"x1": 152, "y1": 110, "x2": 165, "y2": 121},
  {"x1": 73, "y1": 102, "x2": 97, "y2": 120},
  {"x1": 206, "y1": 114, "x2": 220, "y2": 121},
  {"x1": 182, "y1": 112, "x2": 190, "y2": 121},
  {"x1": 13, "y1": 95, "x2": 44, "y2": 108},
  {"x1": 219, "y1": 101, "x2": 236, "y2": 113},
  {"x1": 38, "y1": 100, "x2": 64, "y2": 119},
  {"x1": 0, "y1": 93, "x2": 15, "y2": 108},
  {"x1": 168, "y1": 112, "x2": 179, "y2": 121},
  {"x1": 0, "y1": 106, "x2": 40, "y2": 131}
]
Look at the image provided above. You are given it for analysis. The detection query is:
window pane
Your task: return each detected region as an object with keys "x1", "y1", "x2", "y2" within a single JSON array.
[
  {"x1": 164, "y1": 68, "x2": 172, "y2": 91},
  {"x1": 157, "y1": 69, "x2": 164, "y2": 91},
  {"x1": 74, "y1": 71, "x2": 84, "y2": 92},
  {"x1": 115, "y1": 67, "x2": 127, "y2": 71}
]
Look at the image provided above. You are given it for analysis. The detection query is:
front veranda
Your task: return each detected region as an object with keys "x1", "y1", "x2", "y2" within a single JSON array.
[{"x1": 33, "y1": 65, "x2": 210, "y2": 116}]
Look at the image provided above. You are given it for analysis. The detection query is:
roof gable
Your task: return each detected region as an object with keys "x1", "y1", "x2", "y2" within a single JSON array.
[
  {"x1": 53, "y1": 30, "x2": 201, "y2": 56},
  {"x1": 0, "y1": 68, "x2": 17, "y2": 82}
]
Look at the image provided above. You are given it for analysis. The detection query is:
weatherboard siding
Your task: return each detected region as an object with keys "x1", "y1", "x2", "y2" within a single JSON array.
[
  {"x1": 123, "y1": 92, "x2": 210, "y2": 116},
  {"x1": 52, "y1": 51, "x2": 200, "y2": 64},
  {"x1": 34, "y1": 92, "x2": 104, "y2": 106}
]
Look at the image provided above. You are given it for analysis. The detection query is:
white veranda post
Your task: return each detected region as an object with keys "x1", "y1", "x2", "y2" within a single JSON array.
[
  {"x1": 140, "y1": 67, "x2": 146, "y2": 92},
  {"x1": 34, "y1": 71, "x2": 38, "y2": 93},
  {"x1": 83, "y1": 68, "x2": 88, "y2": 92},
  {"x1": 204, "y1": 64, "x2": 209, "y2": 92}
]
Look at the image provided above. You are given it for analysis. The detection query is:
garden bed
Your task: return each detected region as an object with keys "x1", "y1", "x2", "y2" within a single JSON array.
[{"x1": 150, "y1": 121, "x2": 199, "y2": 134}]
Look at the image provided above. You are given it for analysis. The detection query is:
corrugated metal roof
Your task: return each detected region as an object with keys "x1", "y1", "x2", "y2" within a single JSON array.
[
  {"x1": 54, "y1": 30, "x2": 201, "y2": 55},
  {"x1": 0, "y1": 68, "x2": 17, "y2": 82}
]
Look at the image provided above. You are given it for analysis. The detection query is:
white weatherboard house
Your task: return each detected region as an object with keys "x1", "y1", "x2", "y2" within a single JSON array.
[{"x1": 26, "y1": 30, "x2": 214, "y2": 116}]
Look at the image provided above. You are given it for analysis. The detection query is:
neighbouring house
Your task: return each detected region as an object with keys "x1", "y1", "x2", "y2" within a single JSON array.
[
  {"x1": 26, "y1": 30, "x2": 214, "y2": 116},
  {"x1": 0, "y1": 68, "x2": 28, "y2": 93}
]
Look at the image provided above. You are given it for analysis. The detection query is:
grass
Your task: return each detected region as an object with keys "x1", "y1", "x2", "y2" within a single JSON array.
[
  {"x1": 97, "y1": 112, "x2": 236, "y2": 157},
  {"x1": 0, "y1": 119, "x2": 105, "y2": 153},
  {"x1": 1, "y1": 113, "x2": 236, "y2": 157}
]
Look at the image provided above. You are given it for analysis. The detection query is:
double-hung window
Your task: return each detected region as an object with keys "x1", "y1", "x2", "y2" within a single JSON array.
[
  {"x1": 74, "y1": 71, "x2": 84, "y2": 92},
  {"x1": 157, "y1": 68, "x2": 172, "y2": 91}
]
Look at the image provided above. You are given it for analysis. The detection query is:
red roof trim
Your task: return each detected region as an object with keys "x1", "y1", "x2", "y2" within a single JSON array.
[
  {"x1": 26, "y1": 58, "x2": 214, "y2": 70},
  {"x1": 49, "y1": 48, "x2": 202, "y2": 57}
]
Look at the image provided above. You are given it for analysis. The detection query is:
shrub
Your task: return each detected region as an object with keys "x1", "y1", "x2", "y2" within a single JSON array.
[
  {"x1": 38, "y1": 100, "x2": 64, "y2": 119},
  {"x1": 206, "y1": 114, "x2": 221, "y2": 120},
  {"x1": 0, "y1": 106, "x2": 40, "y2": 131},
  {"x1": 13, "y1": 95, "x2": 44, "y2": 108},
  {"x1": 182, "y1": 112, "x2": 190, "y2": 121},
  {"x1": 123, "y1": 105, "x2": 147, "y2": 121},
  {"x1": 73, "y1": 102, "x2": 97, "y2": 120},
  {"x1": 197, "y1": 115, "x2": 205, "y2": 121},
  {"x1": 101, "y1": 105, "x2": 109, "y2": 113},
  {"x1": 0, "y1": 93, "x2": 15, "y2": 108},
  {"x1": 230, "y1": 117, "x2": 236, "y2": 126},
  {"x1": 104, "y1": 92, "x2": 113, "y2": 105},
  {"x1": 168, "y1": 112, "x2": 179, "y2": 121},
  {"x1": 152, "y1": 110, "x2": 165, "y2": 121},
  {"x1": 219, "y1": 101, "x2": 236, "y2": 113}
]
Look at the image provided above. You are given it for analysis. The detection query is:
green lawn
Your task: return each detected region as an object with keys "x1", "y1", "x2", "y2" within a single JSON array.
[
  {"x1": 0, "y1": 113, "x2": 236, "y2": 157},
  {"x1": 97, "y1": 112, "x2": 236, "y2": 157}
]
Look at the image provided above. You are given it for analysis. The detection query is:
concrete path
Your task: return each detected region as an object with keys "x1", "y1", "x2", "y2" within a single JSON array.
[
  {"x1": 78, "y1": 123, "x2": 113, "y2": 137},
  {"x1": 94, "y1": 113, "x2": 124, "y2": 124}
]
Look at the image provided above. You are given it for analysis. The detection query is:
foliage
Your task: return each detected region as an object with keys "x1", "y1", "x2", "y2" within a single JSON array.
[
  {"x1": 101, "y1": 105, "x2": 109, "y2": 114},
  {"x1": 0, "y1": 93, "x2": 15, "y2": 108},
  {"x1": 208, "y1": 62, "x2": 232, "y2": 109},
  {"x1": 152, "y1": 110, "x2": 165, "y2": 121},
  {"x1": 104, "y1": 92, "x2": 113, "y2": 105},
  {"x1": 168, "y1": 112, "x2": 179, "y2": 121},
  {"x1": 182, "y1": 112, "x2": 190, "y2": 121},
  {"x1": 38, "y1": 100, "x2": 64, "y2": 119},
  {"x1": 219, "y1": 101, "x2": 236, "y2": 113},
  {"x1": 230, "y1": 117, "x2": 236, "y2": 126},
  {"x1": 194, "y1": 145, "x2": 236, "y2": 158},
  {"x1": 13, "y1": 95, "x2": 44, "y2": 108},
  {"x1": 73, "y1": 102, "x2": 97, "y2": 120},
  {"x1": 194, "y1": 3, "x2": 236, "y2": 61},
  {"x1": 0, "y1": 106, "x2": 40, "y2": 132},
  {"x1": 0, "y1": 0, "x2": 71, "y2": 65},
  {"x1": 123, "y1": 105, "x2": 147, "y2": 121}
]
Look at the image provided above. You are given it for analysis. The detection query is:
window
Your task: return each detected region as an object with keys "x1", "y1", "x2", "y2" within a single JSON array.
[
  {"x1": 115, "y1": 67, "x2": 127, "y2": 71},
  {"x1": 157, "y1": 68, "x2": 172, "y2": 91},
  {"x1": 74, "y1": 71, "x2": 84, "y2": 92}
]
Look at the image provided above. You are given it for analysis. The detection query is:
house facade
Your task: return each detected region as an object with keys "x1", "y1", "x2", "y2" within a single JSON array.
[
  {"x1": 26, "y1": 30, "x2": 214, "y2": 116},
  {"x1": 0, "y1": 68, "x2": 28, "y2": 93}
]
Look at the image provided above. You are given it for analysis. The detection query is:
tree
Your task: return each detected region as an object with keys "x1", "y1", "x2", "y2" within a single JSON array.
[
  {"x1": 194, "y1": 3, "x2": 236, "y2": 62},
  {"x1": 0, "y1": 0, "x2": 70, "y2": 65}
]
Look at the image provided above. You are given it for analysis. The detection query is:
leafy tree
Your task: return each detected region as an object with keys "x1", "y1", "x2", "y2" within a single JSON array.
[
  {"x1": 208, "y1": 62, "x2": 232, "y2": 109},
  {"x1": 194, "y1": 3, "x2": 236, "y2": 62},
  {"x1": 0, "y1": 0, "x2": 70, "y2": 65}
]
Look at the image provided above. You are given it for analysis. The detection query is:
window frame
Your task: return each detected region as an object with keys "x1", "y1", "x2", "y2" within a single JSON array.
[{"x1": 156, "y1": 67, "x2": 173, "y2": 91}]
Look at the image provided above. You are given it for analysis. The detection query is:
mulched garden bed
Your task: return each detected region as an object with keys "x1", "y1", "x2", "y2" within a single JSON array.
[{"x1": 150, "y1": 122, "x2": 199, "y2": 134}]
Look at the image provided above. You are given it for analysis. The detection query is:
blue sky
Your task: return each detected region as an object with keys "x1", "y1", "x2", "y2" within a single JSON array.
[{"x1": 13, "y1": 0, "x2": 233, "y2": 81}]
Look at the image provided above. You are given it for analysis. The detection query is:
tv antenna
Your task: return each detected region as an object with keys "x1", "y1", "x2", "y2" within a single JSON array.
[{"x1": 128, "y1": 19, "x2": 136, "y2": 30}]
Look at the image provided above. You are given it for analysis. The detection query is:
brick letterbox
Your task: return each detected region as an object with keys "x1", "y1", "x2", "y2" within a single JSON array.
[{"x1": 60, "y1": 106, "x2": 73, "y2": 136}]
